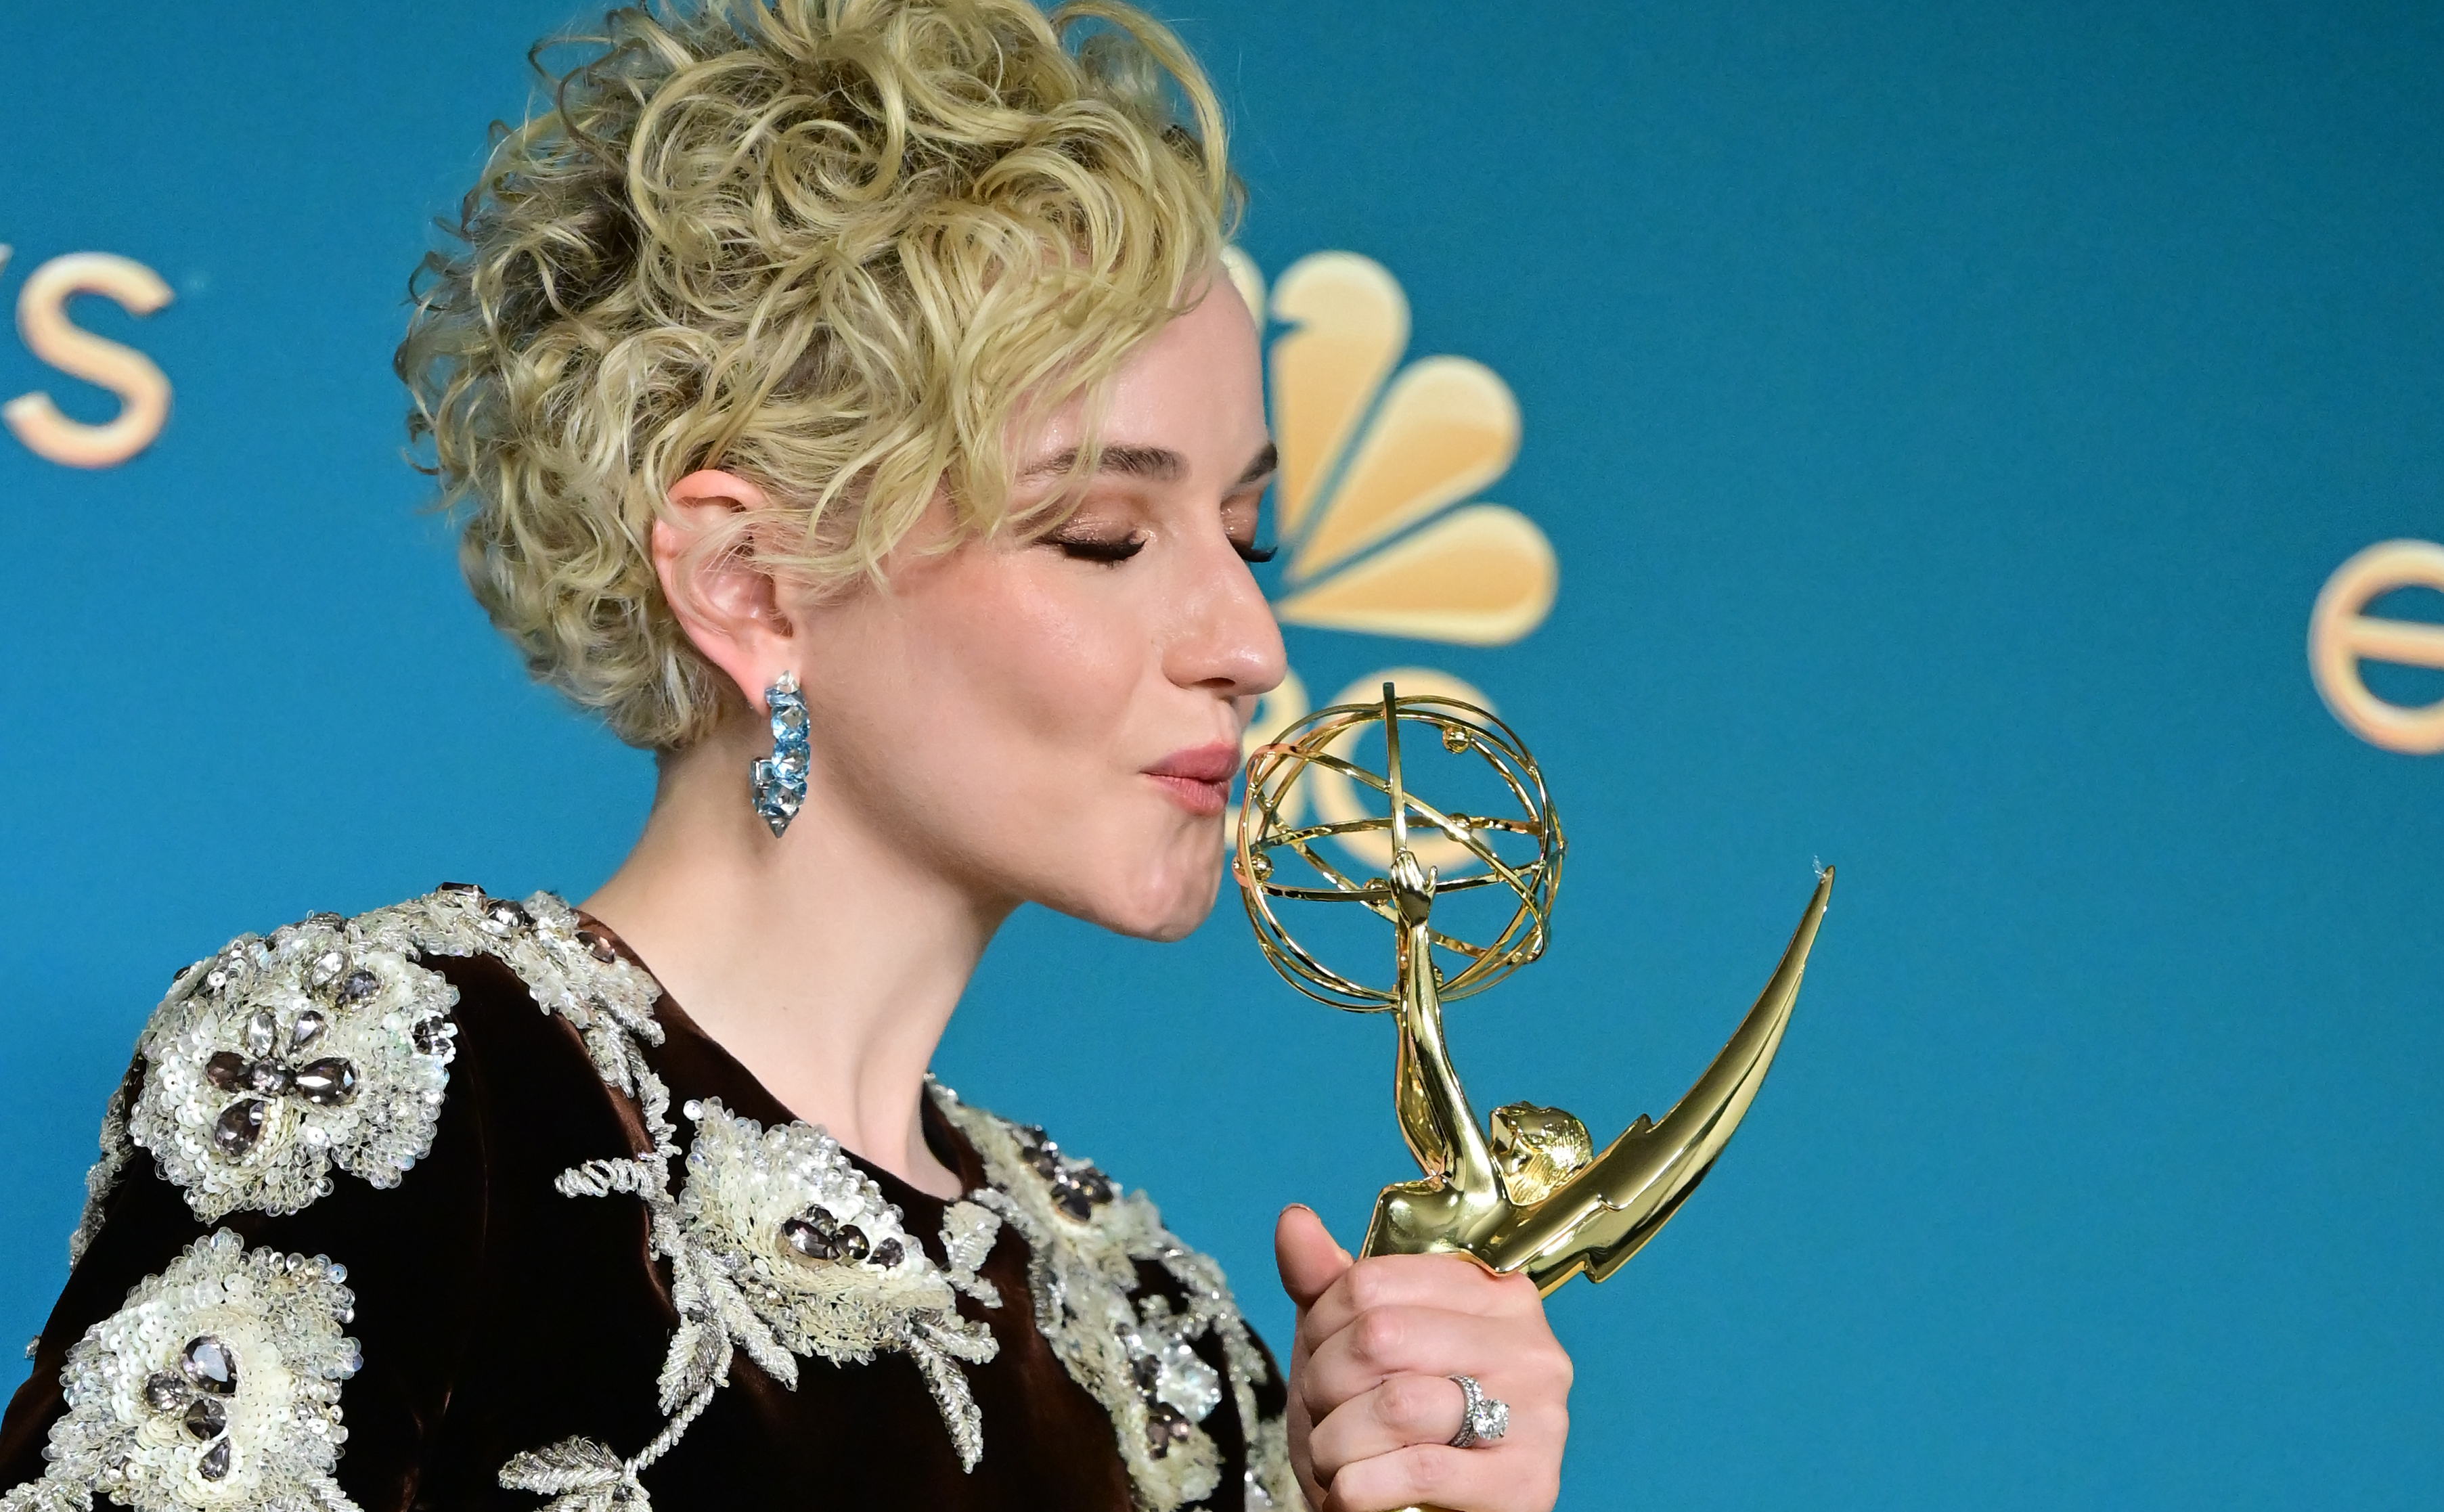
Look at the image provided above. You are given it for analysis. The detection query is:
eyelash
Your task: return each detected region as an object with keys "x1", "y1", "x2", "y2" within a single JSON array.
[
  {"x1": 1052, "y1": 535, "x2": 1279, "y2": 564},
  {"x1": 1055, "y1": 534, "x2": 1147, "y2": 563}
]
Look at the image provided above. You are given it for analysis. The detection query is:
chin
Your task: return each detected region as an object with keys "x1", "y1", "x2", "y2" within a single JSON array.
[{"x1": 1082, "y1": 846, "x2": 1225, "y2": 943}]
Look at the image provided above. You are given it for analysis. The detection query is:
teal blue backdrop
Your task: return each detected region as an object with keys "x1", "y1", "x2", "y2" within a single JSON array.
[{"x1": 4, "y1": 4, "x2": 2440, "y2": 1508}]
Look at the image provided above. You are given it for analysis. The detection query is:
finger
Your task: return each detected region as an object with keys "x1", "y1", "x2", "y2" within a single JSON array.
[
  {"x1": 1306, "y1": 1373, "x2": 1466, "y2": 1477},
  {"x1": 1276, "y1": 1203, "x2": 1352, "y2": 1314},
  {"x1": 1299, "y1": 1306, "x2": 1515, "y2": 1417},
  {"x1": 1324, "y1": 1443, "x2": 1546, "y2": 1512},
  {"x1": 1299, "y1": 1251, "x2": 1539, "y2": 1356}
]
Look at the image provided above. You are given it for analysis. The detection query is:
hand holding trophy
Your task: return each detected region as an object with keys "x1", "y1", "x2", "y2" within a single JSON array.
[{"x1": 1243, "y1": 684, "x2": 1831, "y2": 1509}]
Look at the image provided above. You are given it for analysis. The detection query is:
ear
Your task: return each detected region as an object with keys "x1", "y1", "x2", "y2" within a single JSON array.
[{"x1": 653, "y1": 468, "x2": 797, "y2": 715}]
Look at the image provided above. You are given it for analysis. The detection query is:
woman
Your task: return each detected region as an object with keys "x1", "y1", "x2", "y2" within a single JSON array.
[{"x1": 0, "y1": 3, "x2": 1571, "y2": 1509}]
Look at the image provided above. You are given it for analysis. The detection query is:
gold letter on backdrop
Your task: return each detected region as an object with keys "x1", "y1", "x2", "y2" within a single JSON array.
[
  {"x1": 2309, "y1": 539, "x2": 2444, "y2": 754},
  {"x1": 3, "y1": 249, "x2": 174, "y2": 468}
]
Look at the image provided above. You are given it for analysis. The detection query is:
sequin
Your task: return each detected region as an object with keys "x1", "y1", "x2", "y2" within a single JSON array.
[
  {"x1": 127, "y1": 916, "x2": 460, "y2": 1221},
  {"x1": 939, "y1": 1088, "x2": 1282, "y2": 1512},
  {"x1": 0, "y1": 1230, "x2": 359, "y2": 1512},
  {"x1": 657, "y1": 1099, "x2": 1001, "y2": 1471}
]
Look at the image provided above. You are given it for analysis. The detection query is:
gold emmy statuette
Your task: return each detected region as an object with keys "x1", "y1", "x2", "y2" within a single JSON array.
[{"x1": 1236, "y1": 684, "x2": 1832, "y2": 1294}]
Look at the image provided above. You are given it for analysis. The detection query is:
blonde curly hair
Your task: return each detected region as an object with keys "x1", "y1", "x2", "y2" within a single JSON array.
[{"x1": 397, "y1": 0, "x2": 1235, "y2": 749}]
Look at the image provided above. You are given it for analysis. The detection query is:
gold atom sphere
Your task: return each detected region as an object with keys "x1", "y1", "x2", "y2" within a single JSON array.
[{"x1": 1235, "y1": 686, "x2": 1563, "y2": 1013}]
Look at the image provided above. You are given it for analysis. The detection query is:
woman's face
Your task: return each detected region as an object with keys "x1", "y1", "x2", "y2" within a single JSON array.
[{"x1": 787, "y1": 277, "x2": 1285, "y2": 939}]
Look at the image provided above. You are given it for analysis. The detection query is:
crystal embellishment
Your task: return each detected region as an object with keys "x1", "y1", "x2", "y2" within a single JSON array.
[
  {"x1": 1013, "y1": 1124, "x2": 1117, "y2": 1222},
  {"x1": 0, "y1": 1229, "x2": 361, "y2": 1512},
  {"x1": 128, "y1": 917, "x2": 460, "y2": 1222},
  {"x1": 749, "y1": 671, "x2": 810, "y2": 838},
  {"x1": 938, "y1": 1087, "x2": 1283, "y2": 1512}
]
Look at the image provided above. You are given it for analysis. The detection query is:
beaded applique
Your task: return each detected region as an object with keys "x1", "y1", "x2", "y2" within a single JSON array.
[
  {"x1": 99, "y1": 887, "x2": 663, "y2": 1232},
  {"x1": 351, "y1": 885, "x2": 663, "y2": 1092},
  {"x1": 663, "y1": 1099, "x2": 1002, "y2": 1465},
  {"x1": 1243, "y1": 1415, "x2": 1299, "y2": 1509},
  {"x1": 0, "y1": 1230, "x2": 361, "y2": 1512},
  {"x1": 125, "y1": 916, "x2": 461, "y2": 1222},
  {"x1": 77, "y1": 887, "x2": 660, "y2": 1239},
  {"x1": 450, "y1": 891, "x2": 1000, "y2": 1509},
  {"x1": 936, "y1": 1088, "x2": 1296, "y2": 1512},
  {"x1": 66, "y1": 1061, "x2": 144, "y2": 1268}
]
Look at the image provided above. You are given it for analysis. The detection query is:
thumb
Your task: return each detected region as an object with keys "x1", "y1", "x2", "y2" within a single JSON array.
[{"x1": 1275, "y1": 1203, "x2": 1352, "y2": 1312}]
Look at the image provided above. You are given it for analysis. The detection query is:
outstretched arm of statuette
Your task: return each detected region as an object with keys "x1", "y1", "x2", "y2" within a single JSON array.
[
  {"x1": 1372, "y1": 847, "x2": 1516, "y2": 1259},
  {"x1": 1386, "y1": 848, "x2": 1435, "y2": 926},
  {"x1": 1387, "y1": 848, "x2": 1448, "y2": 1179}
]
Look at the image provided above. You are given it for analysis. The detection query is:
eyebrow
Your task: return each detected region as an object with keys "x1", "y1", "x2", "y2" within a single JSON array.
[
  {"x1": 1019, "y1": 443, "x2": 1185, "y2": 483},
  {"x1": 1017, "y1": 440, "x2": 1279, "y2": 490}
]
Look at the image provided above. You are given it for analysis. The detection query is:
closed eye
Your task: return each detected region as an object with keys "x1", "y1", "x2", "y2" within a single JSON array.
[
  {"x1": 1050, "y1": 531, "x2": 1147, "y2": 563},
  {"x1": 1234, "y1": 540, "x2": 1278, "y2": 564}
]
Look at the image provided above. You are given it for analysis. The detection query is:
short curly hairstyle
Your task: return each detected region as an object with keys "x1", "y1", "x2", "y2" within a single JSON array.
[{"x1": 397, "y1": 0, "x2": 1235, "y2": 749}]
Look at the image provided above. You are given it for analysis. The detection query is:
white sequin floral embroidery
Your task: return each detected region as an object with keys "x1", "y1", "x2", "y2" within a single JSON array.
[
  {"x1": 127, "y1": 916, "x2": 460, "y2": 1222},
  {"x1": 937, "y1": 1087, "x2": 1290, "y2": 1512},
  {"x1": 659, "y1": 1100, "x2": 1002, "y2": 1466},
  {"x1": 66, "y1": 1061, "x2": 143, "y2": 1268},
  {"x1": 0, "y1": 1230, "x2": 361, "y2": 1512},
  {"x1": 1243, "y1": 1413, "x2": 1299, "y2": 1511},
  {"x1": 352, "y1": 886, "x2": 663, "y2": 1096}
]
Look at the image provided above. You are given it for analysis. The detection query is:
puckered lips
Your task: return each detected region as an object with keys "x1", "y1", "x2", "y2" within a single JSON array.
[{"x1": 1143, "y1": 742, "x2": 1240, "y2": 818}]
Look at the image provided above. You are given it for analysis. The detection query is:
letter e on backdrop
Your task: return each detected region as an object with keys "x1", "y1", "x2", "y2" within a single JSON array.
[{"x1": 2309, "y1": 539, "x2": 2444, "y2": 754}]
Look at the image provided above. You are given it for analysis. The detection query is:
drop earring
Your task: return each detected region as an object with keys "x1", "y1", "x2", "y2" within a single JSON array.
[{"x1": 750, "y1": 671, "x2": 809, "y2": 837}]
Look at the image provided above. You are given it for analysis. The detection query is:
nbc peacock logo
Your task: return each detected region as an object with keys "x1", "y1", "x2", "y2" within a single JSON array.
[{"x1": 1222, "y1": 249, "x2": 1558, "y2": 862}]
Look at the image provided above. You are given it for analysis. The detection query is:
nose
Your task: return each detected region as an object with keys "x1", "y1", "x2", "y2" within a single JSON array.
[{"x1": 1165, "y1": 534, "x2": 1287, "y2": 703}]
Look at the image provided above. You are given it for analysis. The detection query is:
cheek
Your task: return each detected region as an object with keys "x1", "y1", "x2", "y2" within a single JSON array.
[
  {"x1": 939, "y1": 569, "x2": 1139, "y2": 753},
  {"x1": 832, "y1": 561, "x2": 1145, "y2": 838},
  {"x1": 812, "y1": 554, "x2": 1222, "y2": 933}
]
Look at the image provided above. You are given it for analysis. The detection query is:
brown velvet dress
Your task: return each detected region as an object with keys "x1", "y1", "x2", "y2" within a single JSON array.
[{"x1": 0, "y1": 886, "x2": 1297, "y2": 1512}]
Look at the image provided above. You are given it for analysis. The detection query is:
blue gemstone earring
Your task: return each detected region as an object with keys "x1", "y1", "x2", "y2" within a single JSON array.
[{"x1": 750, "y1": 671, "x2": 809, "y2": 837}]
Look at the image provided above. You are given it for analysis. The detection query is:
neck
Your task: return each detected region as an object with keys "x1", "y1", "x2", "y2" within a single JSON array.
[{"x1": 581, "y1": 724, "x2": 1008, "y2": 1199}]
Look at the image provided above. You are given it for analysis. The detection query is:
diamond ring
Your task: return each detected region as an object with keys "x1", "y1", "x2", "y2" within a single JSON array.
[{"x1": 1446, "y1": 1373, "x2": 1510, "y2": 1449}]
